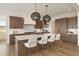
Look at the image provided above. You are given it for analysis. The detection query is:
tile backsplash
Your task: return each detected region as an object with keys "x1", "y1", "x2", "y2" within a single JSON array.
[
  {"x1": 9, "y1": 25, "x2": 35, "y2": 34},
  {"x1": 68, "y1": 29, "x2": 78, "y2": 34}
]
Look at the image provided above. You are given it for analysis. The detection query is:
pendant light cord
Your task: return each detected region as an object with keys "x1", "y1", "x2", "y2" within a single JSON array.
[
  {"x1": 46, "y1": 5, "x2": 48, "y2": 15},
  {"x1": 35, "y1": 0, "x2": 37, "y2": 12},
  {"x1": 45, "y1": 0, "x2": 48, "y2": 15}
]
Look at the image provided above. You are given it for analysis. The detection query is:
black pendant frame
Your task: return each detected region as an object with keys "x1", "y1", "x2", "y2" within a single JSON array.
[
  {"x1": 31, "y1": 12, "x2": 41, "y2": 21},
  {"x1": 43, "y1": 15, "x2": 51, "y2": 22}
]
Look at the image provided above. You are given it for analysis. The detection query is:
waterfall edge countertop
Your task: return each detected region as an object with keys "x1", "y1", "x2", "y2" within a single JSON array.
[
  {"x1": 10, "y1": 32, "x2": 50, "y2": 36},
  {"x1": 13, "y1": 32, "x2": 50, "y2": 41},
  {"x1": 10, "y1": 32, "x2": 50, "y2": 45}
]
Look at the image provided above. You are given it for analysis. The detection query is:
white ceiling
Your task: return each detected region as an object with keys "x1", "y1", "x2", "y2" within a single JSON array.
[{"x1": 0, "y1": 3, "x2": 78, "y2": 16}]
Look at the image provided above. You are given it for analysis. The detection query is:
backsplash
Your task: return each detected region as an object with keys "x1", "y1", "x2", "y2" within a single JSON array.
[
  {"x1": 23, "y1": 24, "x2": 35, "y2": 32},
  {"x1": 9, "y1": 25, "x2": 35, "y2": 34},
  {"x1": 9, "y1": 29, "x2": 24, "y2": 34},
  {"x1": 68, "y1": 29, "x2": 78, "y2": 34}
]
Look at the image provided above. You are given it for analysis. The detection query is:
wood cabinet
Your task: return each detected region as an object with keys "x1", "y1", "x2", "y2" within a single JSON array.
[
  {"x1": 61, "y1": 34, "x2": 77, "y2": 44},
  {"x1": 55, "y1": 16, "x2": 77, "y2": 34},
  {"x1": 10, "y1": 16, "x2": 24, "y2": 29},
  {"x1": 10, "y1": 35, "x2": 15, "y2": 45},
  {"x1": 68, "y1": 17, "x2": 77, "y2": 29},
  {"x1": 35, "y1": 20, "x2": 43, "y2": 29},
  {"x1": 55, "y1": 18, "x2": 67, "y2": 34},
  {"x1": 55, "y1": 16, "x2": 77, "y2": 44}
]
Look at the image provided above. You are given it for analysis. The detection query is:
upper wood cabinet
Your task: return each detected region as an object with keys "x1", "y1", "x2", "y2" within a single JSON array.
[
  {"x1": 10, "y1": 16, "x2": 24, "y2": 29},
  {"x1": 55, "y1": 16, "x2": 77, "y2": 34},
  {"x1": 35, "y1": 20, "x2": 43, "y2": 29},
  {"x1": 55, "y1": 18, "x2": 67, "y2": 34},
  {"x1": 67, "y1": 17, "x2": 77, "y2": 29}
]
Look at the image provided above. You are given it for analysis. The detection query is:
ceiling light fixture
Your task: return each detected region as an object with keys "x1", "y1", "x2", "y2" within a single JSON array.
[
  {"x1": 31, "y1": 1, "x2": 41, "y2": 21},
  {"x1": 43, "y1": 4, "x2": 51, "y2": 24}
]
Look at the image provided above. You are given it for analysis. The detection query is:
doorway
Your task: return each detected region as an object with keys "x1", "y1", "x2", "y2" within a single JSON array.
[{"x1": 0, "y1": 19, "x2": 7, "y2": 41}]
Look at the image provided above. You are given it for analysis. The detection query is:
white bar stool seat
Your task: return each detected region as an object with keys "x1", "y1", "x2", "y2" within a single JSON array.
[
  {"x1": 55, "y1": 34, "x2": 61, "y2": 40},
  {"x1": 47, "y1": 34, "x2": 56, "y2": 47},
  {"x1": 48, "y1": 34, "x2": 55, "y2": 42},
  {"x1": 37, "y1": 34, "x2": 48, "y2": 44}
]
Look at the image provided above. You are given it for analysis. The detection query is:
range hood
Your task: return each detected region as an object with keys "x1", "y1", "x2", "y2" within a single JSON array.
[{"x1": 24, "y1": 17, "x2": 36, "y2": 25}]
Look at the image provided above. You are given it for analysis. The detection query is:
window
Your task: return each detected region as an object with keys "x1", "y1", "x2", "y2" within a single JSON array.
[{"x1": 0, "y1": 20, "x2": 6, "y2": 27}]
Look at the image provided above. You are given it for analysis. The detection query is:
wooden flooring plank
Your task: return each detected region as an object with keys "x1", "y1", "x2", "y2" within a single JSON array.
[{"x1": 0, "y1": 40, "x2": 79, "y2": 56}]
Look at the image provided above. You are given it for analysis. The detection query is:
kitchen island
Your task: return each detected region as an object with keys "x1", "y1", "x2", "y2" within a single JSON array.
[
  {"x1": 13, "y1": 32, "x2": 50, "y2": 56},
  {"x1": 10, "y1": 32, "x2": 50, "y2": 45}
]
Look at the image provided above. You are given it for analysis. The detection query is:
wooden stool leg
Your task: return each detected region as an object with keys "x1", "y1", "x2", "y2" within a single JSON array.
[
  {"x1": 37, "y1": 45, "x2": 39, "y2": 55},
  {"x1": 28, "y1": 43, "x2": 31, "y2": 56},
  {"x1": 28, "y1": 48, "x2": 30, "y2": 56}
]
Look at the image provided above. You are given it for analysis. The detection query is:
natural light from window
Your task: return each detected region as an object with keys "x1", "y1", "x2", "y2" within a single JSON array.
[
  {"x1": 0, "y1": 20, "x2": 6, "y2": 27},
  {"x1": 0, "y1": 20, "x2": 7, "y2": 32}
]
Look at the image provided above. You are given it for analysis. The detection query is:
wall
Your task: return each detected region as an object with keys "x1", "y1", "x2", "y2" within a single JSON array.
[
  {"x1": 52, "y1": 12, "x2": 77, "y2": 20},
  {"x1": 0, "y1": 15, "x2": 8, "y2": 41},
  {"x1": 23, "y1": 16, "x2": 36, "y2": 24},
  {"x1": 0, "y1": 27, "x2": 6, "y2": 40},
  {"x1": 51, "y1": 21, "x2": 55, "y2": 33},
  {"x1": 23, "y1": 25, "x2": 35, "y2": 32},
  {"x1": 77, "y1": 12, "x2": 79, "y2": 46}
]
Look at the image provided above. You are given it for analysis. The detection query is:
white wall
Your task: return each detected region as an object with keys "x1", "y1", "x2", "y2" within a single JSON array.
[
  {"x1": 0, "y1": 15, "x2": 8, "y2": 41},
  {"x1": 52, "y1": 12, "x2": 77, "y2": 21},
  {"x1": 0, "y1": 27, "x2": 6, "y2": 40},
  {"x1": 23, "y1": 15, "x2": 36, "y2": 25},
  {"x1": 23, "y1": 25, "x2": 35, "y2": 32},
  {"x1": 51, "y1": 21, "x2": 55, "y2": 33},
  {"x1": 77, "y1": 12, "x2": 79, "y2": 46}
]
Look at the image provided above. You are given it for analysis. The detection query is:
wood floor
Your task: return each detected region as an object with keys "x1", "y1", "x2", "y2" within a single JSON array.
[{"x1": 0, "y1": 40, "x2": 79, "y2": 56}]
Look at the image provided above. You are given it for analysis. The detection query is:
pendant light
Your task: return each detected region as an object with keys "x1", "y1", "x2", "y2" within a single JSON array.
[
  {"x1": 43, "y1": 5, "x2": 51, "y2": 24},
  {"x1": 31, "y1": 2, "x2": 41, "y2": 21}
]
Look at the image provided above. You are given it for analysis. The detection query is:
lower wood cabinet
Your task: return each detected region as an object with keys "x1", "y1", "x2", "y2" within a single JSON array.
[
  {"x1": 61, "y1": 34, "x2": 77, "y2": 44},
  {"x1": 10, "y1": 35, "x2": 15, "y2": 45}
]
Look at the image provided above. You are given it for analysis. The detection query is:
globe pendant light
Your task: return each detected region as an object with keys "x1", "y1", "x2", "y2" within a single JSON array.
[
  {"x1": 43, "y1": 5, "x2": 51, "y2": 23},
  {"x1": 31, "y1": 3, "x2": 41, "y2": 21}
]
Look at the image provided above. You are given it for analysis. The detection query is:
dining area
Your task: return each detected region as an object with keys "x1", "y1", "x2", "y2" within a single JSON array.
[{"x1": 15, "y1": 33, "x2": 61, "y2": 56}]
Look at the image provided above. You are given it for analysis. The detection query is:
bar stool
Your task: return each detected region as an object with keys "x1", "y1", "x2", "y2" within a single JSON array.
[
  {"x1": 55, "y1": 34, "x2": 61, "y2": 40},
  {"x1": 36, "y1": 34, "x2": 43, "y2": 53},
  {"x1": 47, "y1": 34, "x2": 56, "y2": 47},
  {"x1": 24, "y1": 35, "x2": 37, "y2": 56},
  {"x1": 54, "y1": 34, "x2": 61, "y2": 45},
  {"x1": 37, "y1": 34, "x2": 49, "y2": 53}
]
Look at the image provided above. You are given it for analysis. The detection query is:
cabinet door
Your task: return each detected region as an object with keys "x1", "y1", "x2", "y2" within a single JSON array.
[
  {"x1": 68, "y1": 17, "x2": 77, "y2": 29},
  {"x1": 59, "y1": 18, "x2": 67, "y2": 34},
  {"x1": 10, "y1": 35, "x2": 15, "y2": 45},
  {"x1": 35, "y1": 20, "x2": 43, "y2": 29},
  {"x1": 55, "y1": 18, "x2": 67, "y2": 34},
  {"x1": 55, "y1": 19, "x2": 60, "y2": 33},
  {"x1": 10, "y1": 16, "x2": 24, "y2": 29}
]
